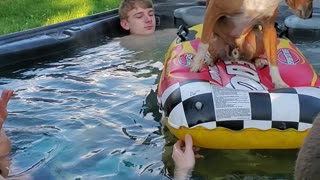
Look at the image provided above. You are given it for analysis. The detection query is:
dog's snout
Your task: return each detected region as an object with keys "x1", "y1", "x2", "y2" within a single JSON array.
[
  {"x1": 304, "y1": 9, "x2": 313, "y2": 19},
  {"x1": 298, "y1": 9, "x2": 313, "y2": 19},
  {"x1": 297, "y1": 3, "x2": 313, "y2": 19},
  {"x1": 309, "y1": 10, "x2": 313, "y2": 18}
]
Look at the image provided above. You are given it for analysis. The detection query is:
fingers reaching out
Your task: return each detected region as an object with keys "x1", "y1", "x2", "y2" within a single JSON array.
[
  {"x1": 0, "y1": 90, "x2": 14, "y2": 126},
  {"x1": 1, "y1": 90, "x2": 14, "y2": 106}
]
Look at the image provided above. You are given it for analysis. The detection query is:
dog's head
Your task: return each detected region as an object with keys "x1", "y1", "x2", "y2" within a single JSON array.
[{"x1": 285, "y1": 0, "x2": 313, "y2": 19}]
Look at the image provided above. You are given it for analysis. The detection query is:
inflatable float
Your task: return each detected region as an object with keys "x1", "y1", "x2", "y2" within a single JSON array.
[{"x1": 157, "y1": 24, "x2": 320, "y2": 149}]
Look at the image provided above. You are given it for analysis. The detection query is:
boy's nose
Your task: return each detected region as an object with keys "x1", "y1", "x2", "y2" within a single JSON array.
[{"x1": 144, "y1": 14, "x2": 152, "y2": 22}]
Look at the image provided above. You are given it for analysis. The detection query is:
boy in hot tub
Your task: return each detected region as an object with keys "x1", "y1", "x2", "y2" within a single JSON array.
[{"x1": 118, "y1": 0, "x2": 156, "y2": 35}]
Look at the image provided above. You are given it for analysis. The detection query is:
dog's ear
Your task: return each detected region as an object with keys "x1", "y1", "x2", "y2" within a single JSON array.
[{"x1": 120, "y1": 19, "x2": 130, "y2": 30}]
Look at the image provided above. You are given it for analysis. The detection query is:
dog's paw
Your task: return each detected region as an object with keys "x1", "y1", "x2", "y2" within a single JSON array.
[
  {"x1": 190, "y1": 61, "x2": 203, "y2": 72},
  {"x1": 269, "y1": 66, "x2": 289, "y2": 89},
  {"x1": 204, "y1": 55, "x2": 214, "y2": 66},
  {"x1": 254, "y1": 58, "x2": 268, "y2": 69},
  {"x1": 190, "y1": 53, "x2": 205, "y2": 72}
]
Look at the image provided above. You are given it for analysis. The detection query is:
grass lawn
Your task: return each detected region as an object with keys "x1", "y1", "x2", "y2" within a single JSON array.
[{"x1": 0, "y1": 0, "x2": 121, "y2": 36}]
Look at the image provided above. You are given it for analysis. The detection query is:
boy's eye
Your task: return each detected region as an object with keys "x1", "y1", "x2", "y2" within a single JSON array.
[{"x1": 134, "y1": 13, "x2": 143, "y2": 19}]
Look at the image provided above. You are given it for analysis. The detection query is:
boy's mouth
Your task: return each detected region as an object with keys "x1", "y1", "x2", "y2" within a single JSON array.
[{"x1": 145, "y1": 26, "x2": 154, "y2": 30}]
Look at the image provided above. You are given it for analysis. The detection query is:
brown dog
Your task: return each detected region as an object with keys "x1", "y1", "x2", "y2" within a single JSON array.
[
  {"x1": 206, "y1": 26, "x2": 266, "y2": 67},
  {"x1": 191, "y1": 0, "x2": 313, "y2": 88}
]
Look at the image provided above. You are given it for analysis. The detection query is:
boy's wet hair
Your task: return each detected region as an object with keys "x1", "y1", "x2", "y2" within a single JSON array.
[{"x1": 119, "y1": 0, "x2": 154, "y2": 20}]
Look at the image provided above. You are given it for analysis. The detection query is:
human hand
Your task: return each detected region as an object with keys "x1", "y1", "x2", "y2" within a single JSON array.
[
  {"x1": 172, "y1": 134, "x2": 197, "y2": 179},
  {"x1": 0, "y1": 90, "x2": 14, "y2": 129}
]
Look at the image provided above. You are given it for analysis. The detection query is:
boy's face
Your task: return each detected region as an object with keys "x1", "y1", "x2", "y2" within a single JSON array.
[{"x1": 121, "y1": 7, "x2": 156, "y2": 35}]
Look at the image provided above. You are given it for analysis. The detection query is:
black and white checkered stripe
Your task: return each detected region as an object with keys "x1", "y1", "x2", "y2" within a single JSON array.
[{"x1": 159, "y1": 80, "x2": 320, "y2": 131}]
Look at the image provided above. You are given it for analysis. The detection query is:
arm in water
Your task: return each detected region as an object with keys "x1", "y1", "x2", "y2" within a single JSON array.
[
  {"x1": 0, "y1": 90, "x2": 14, "y2": 156},
  {"x1": 172, "y1": 134, "x2": 198, "y2": 180}
]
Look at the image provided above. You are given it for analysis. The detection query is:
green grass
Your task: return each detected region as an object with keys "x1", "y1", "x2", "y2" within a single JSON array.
[{"x1": 0, "y1": 0, "x2": 121, "y2": 35}]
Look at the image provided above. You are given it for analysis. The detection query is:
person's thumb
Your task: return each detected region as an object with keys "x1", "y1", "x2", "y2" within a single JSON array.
[{"x1": 184, "y1": 134, "x2": 193, "y2": 150}]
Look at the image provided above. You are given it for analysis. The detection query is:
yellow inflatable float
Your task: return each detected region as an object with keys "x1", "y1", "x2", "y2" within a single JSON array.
[{"x1": 157, "y1": 24, "x2": 320, "y2": 149}]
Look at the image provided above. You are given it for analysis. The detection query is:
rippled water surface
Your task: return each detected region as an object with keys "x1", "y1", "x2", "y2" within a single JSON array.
[{"x1": 2, "y1": 29, "x2": 320, "y2": 179}]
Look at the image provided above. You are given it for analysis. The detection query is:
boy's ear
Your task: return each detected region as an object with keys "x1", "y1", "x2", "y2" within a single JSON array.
[{"x1": 120, "y1": 19, "x2": 130, "y2": 30}]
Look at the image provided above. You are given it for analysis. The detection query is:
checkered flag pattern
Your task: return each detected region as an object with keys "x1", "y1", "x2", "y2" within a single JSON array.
[{"x1": 159, "y1": 80, "x2": 320, "y2": 131}]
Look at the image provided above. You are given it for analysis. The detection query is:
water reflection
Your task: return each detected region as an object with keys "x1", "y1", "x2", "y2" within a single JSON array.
[
  {"x1": 1, "y1": 28, "x2": 177, "y2": 179},
  {"x1": 295, "y1": 40, "x2": 320, "y2": 74}
]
